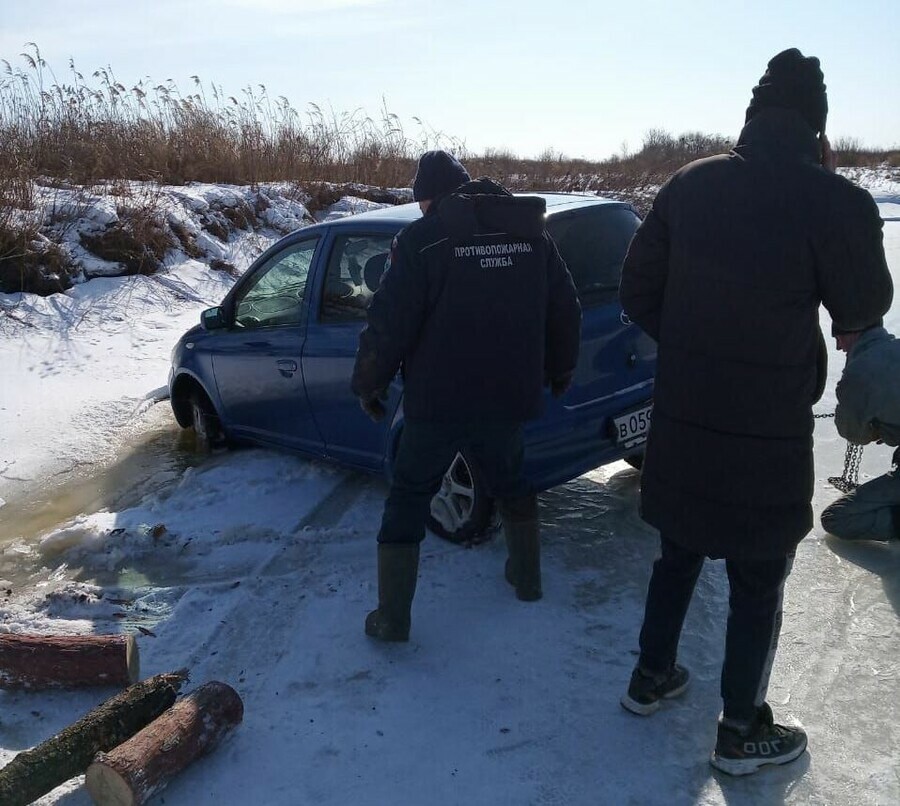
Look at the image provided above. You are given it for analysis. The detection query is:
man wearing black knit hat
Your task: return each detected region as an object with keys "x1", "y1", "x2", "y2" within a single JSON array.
[
  {"x1": 352, "y1": 151, "x2": 581, "y2": 642},
  {"x1": 619, "y1": 49, "x2": 892, "y2": 774}
]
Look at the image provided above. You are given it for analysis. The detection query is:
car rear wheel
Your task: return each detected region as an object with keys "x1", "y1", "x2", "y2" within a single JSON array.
[{"x1": 426, "y1": 450, "x2": 494, "y2": 544}]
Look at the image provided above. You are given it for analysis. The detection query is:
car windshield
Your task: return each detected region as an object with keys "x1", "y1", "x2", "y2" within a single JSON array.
[
  {"x1": 234, "y1": 238, "x2": 318, "y2": 328},
  {"x1": 547, "y1": 206, "x2": 640, "y2": 307}
]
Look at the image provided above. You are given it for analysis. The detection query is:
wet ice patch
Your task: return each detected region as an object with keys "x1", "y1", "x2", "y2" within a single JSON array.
[
  {"x1": 31, "y1": 450, "x2": 343, "y2": 577},
  {"x1": 38, "y1": 513, "x2": 120, "y2": 556}
]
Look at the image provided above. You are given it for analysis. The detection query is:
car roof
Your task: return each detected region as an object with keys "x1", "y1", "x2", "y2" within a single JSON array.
[{"x1": 326, "y1": 192, "x2": 628, "y2": 228}]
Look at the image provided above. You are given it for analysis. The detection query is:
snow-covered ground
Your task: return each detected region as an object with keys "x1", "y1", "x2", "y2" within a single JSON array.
[{"x1": 0, "y1": 174, "x2": 898, "y2": 805}]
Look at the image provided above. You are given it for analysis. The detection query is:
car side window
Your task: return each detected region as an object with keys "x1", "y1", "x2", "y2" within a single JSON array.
[
  {"x1": 547, "y1": 207, "x2": 640, "y2": 307},
  {"x1": 320, "y1": 233, "x2": 394, "y2": 322},
  {"x1": 234, "y1": 238, "x2": 319, "y2": 328}
]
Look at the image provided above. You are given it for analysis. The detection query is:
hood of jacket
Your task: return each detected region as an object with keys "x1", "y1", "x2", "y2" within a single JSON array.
[
  {"x1": 734, "y1": 107, "x2": 821, "y2": 166},
  {"x1": 437, "y1": 178, "x2": 547, "y2": 240}
]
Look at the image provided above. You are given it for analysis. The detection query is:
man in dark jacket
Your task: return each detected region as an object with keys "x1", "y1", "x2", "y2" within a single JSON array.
[
  {"x1": 618, "y1": 49, "x2": 892, "y2": 775},
  {"x1": 352, "y1": 150, "x2": 581, "y2": 642}
]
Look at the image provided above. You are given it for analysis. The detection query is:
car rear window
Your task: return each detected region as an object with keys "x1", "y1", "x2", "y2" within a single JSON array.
[{"x1": 547, "y1": 206, "x2": 640, "y2": 307}]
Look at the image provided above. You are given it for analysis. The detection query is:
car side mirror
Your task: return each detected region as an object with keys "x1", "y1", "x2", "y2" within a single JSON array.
[{"x1": 201, "y1": 306, "x2": 227, "y2": 330}]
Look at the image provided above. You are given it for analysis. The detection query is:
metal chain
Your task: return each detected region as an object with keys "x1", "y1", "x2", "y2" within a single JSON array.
[
  {"x1": 828, "y1": 443, "x2": 864, "y2": 493},
  {"x1": 816, "y1": 410, "x2": 863, "y2": 492}
]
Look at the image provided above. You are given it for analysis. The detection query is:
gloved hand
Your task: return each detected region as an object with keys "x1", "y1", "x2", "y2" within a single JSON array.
[
  {"x1": 549, "y1": 372, "x2": 574, "y2": 399},
  {"x1": 359, "y1": 390, "x2": 388, "y2": 422}
]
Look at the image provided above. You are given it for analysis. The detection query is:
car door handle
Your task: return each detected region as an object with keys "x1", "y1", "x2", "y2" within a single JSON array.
[{"x1": 276, "y1": 359, "x2": 298, "y2": 377}]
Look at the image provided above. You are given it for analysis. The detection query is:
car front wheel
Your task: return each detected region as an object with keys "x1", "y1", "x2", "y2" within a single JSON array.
[
  {"x1": 426, "y1": 450, "x2": 494, "y2": 544},
  {"x1": 188, "y1": 391, "x2": 225, "y2": 452}
]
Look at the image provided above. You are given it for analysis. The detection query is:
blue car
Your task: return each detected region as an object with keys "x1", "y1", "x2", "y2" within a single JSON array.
[{"x1": 168, "y1": 194, "x2": 656, "y2": 541}]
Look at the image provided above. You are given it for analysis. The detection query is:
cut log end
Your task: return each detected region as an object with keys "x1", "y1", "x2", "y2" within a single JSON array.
[
  {"x1": 85, "y1": 758, "x2": 136, "y2": 806},
  {"x1": 85, "y1": 681, "x2": 243, "y2": 806},
  {"x1": 0, "y1": 672, "x2": 182, "y2": 806}
]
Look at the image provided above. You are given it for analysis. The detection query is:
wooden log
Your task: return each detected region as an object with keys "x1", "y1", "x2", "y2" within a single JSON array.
[
  {"x1": 0, "y1": 633, "x2": 140, "y2": 689},
  {"x1": 86, "y1": 681, "x2": 244, "y2": 806},
  {"x1": 0, "y1": 671, "x2": 186, "y2": 806}
]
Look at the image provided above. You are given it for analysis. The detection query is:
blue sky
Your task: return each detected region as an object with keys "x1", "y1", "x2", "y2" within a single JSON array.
[{"x1": 2, "y1": 0, "x2": 898, "y2": 160}]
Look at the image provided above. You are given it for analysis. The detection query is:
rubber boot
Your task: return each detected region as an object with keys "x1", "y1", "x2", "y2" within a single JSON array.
[
  {"x1": 365, "y1": 543, "x2": 420, "y2": 641},
  {"x1": 500, "y1": 497, "x2": 542, "y2": 602}
]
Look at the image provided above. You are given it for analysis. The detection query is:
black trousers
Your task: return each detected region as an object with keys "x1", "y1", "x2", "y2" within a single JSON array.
[
  {"x1": 638, "y1": 535, "x2": 793, "y2": 723},
  {"x1": 378, "y1": 418, "x2": 533, "y2": 545}
]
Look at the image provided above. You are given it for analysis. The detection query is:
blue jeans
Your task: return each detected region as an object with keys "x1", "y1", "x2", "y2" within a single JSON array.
[
  {"x1": 638, "y1": 535, "x2": 793, "y2": 723},
  {"x1": 378, "y1": 419, "x2": 531, "y2": 545}
]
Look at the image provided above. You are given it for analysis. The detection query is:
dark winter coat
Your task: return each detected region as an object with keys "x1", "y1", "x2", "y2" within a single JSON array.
[
  {"x1": 620, "y1": 108, "x2": 893, "y2": 560},
  {"x1": 352, "y1": 179, "x2": 581, "y2": 422}
]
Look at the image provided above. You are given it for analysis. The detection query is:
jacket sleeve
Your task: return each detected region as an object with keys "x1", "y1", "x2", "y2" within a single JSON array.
[
  {"x1": 544, "y1": 234, "x2": 582, "y2": 381},
  {"x1": 815, "y1": 182, "x2": 893, "y2": 332},
  {"x1": 835, "y1": 358, "x2": 878, "y2": 445},
  {"x1": 351, "y1": 233, "x2": 428, "y2": 398},
  {"x1": 618, "y1": 181, "x2": 672, "y2": 342}
]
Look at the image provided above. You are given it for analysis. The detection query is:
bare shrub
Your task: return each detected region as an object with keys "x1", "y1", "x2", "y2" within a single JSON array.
[
  {"x1": 199, "y1": 213, "x2": 230, "y2": 241},
  {"x1": 217, "y1": 201, "x2": 256, "y2": 231},
  {"x1": 80, "y1": 203, "x2": 175, "y2": 276},
  {"x1": 831, "y1": 137, "x2": 900, "y2": 168},
  {"x1": 0, "y1": 223, "x2": 76, "y2": 294},
  {"x1": 0, "y1": 167, "x2": 79, "y2": 293},
  {"x1": 209, "y1": 258, "x2": 239, "y2": 277},
  {"x1": 170, "y1": 221, "x2": 204, "y2": 258},
  {"x1": 302, "y1": 182, "x2": 408, "y2": 215}
]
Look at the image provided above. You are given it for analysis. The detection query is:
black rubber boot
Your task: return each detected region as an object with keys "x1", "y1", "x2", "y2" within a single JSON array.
[
  {"x1": 365, "y1": 543, "x2": 420, "y2": 642},
  {"x1": 500, "y1": 496, "x2": 542, "y2": 602}
]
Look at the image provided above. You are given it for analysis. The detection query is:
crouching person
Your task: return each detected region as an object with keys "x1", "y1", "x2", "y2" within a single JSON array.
[
  {"x1": 821, "y1": 324, "x2": 900, "y2": 542},
  {"x1": 351, "y1": 150, "x2": 581, "y2": 642}
]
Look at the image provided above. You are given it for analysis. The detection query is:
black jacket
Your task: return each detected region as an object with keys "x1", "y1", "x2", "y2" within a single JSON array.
[
  {"x1": 620, "y1": 109, "x2": 893, "y2": 559},
  {"x1": 352, "y1": 179, "x2": 581, "y2": 422}
]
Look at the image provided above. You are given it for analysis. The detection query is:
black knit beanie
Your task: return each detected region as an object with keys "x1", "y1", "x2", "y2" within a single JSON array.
[
  {"x1": 412, "y1": 151, "x2": 471, "y2": 201},
  {"x1": 746, "y1": 48, "x2": 828, "y2": 134},
  {"x1": 832, "y1": 318, "x2": 882, "y2": 337}
]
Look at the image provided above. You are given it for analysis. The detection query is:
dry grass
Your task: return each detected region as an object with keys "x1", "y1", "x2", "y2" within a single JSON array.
[
  {"x1": 1, "y1": 45, "x2": 897, "y2": 295},
  {"x1": 832, "y1": 137, "x2": 900, "y2": 168},
  {"x1": 0, "y1": 45, "x2": 443, "y2": 188},
  {"x1": 3, "y1": 45, "x2": 896, "y2": 192},
  {"x1": 0, "y1": 223, "x2": 75, "y2": 294},
  {"x1": 0, "y1": 171, "x2": 77, "y2": 293},
  {"x1": 80, "y1": 205, "x2": 175, "y2": 277}
]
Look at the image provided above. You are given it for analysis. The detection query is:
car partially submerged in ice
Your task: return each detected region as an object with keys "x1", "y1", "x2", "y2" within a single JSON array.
[{"x1": 168, "y1": 194, "x2": 656, "y2": 541}]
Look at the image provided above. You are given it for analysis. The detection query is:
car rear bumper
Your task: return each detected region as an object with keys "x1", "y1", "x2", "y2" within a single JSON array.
[{"x1": 522, "y1": 381, "x2": 653, "y2": 491}]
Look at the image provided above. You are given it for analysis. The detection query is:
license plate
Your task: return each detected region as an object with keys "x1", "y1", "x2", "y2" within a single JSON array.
[{"x1": 611, "y1": 403, "x2": 653, "y2": 447}]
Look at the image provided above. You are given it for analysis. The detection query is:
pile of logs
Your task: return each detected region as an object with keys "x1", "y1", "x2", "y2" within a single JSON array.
[{"x1": 0, "y1": 633, "x2": 243, "y2": 805}]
